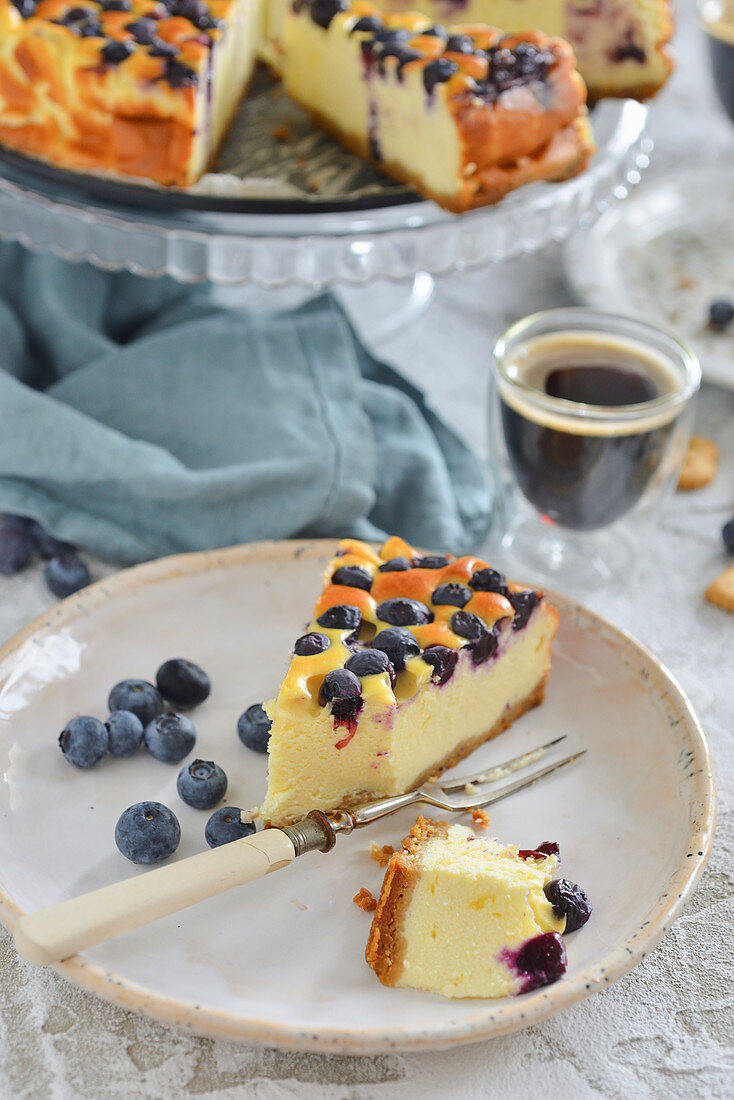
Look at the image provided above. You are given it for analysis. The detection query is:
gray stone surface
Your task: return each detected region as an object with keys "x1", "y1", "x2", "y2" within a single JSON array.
[{"x1": 1, "y1": 3, "x2": 733, "y2": 1096}]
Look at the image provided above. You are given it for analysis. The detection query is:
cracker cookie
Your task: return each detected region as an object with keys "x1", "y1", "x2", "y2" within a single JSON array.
[
  {"x1": 705, "y1": 565, "x2": 734, "y2": 614},
  {"x1": 678, "y1": 435, "x2": 719, "y2": 491}
]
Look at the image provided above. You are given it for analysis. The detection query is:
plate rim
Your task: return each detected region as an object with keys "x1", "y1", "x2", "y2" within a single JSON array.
[
  {"x1": 562, "y1": 163, "x2": 734, "y2": 391},
  {"x1": 0, "y1": 539, "x2": 717, "y2": 1053}
]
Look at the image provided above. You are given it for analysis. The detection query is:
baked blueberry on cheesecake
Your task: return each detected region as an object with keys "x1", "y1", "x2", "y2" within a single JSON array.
[
  {"x1": 259, "y1": 537, "x2": 559, "y2": 826},
  {"x1": 378, "y1": 0, "x2": 674, "y2": 100},
  {"x1": 280, "y1": 1, "x2": 594, "y2": 212},
  {"x1": 365, "y1": 817, "x2": 592, "y2": 998}
]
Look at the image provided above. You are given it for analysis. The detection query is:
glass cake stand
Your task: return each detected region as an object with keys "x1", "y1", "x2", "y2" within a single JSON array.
[{"x1": 0, "y1": 100, "x2": 650, "y2": 328}]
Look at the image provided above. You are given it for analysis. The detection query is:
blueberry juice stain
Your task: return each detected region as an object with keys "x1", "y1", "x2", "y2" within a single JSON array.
[{"x1": 499, "y1": 334, "x2": 680, "y2": 531}]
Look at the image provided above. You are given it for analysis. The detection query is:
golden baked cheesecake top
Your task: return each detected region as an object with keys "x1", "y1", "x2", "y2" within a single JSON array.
[{"x1": 277, "y1": 536, "x2": 551, "y2": 742}]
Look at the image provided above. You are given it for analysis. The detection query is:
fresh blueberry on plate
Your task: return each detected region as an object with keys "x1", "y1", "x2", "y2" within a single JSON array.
[
  {"x1": 44, "y1": 551, "x2": 90, "y2": 599},
  {"x1": 155, "y1": 657, "x2": 211, "y2": 708},
  {"x1": 708, "y1": 299, "x2": 734, "y2": 330},
  {"x1": 108, "y1": 679, "x2": 164, "y2": 726},
  {"x1": 722, "y1": 517, "x2": 734, "y2": 553},
  {"x1": 115, "y1": 801, "x2": 181, "y2": 864},
  {"x1": 26, "y1": 519, "x2": 72, "y2": 560},
  {"x1": 177, "y1": 758, "x2": 228, "y2": 809},
  {"x1": 0, "y1": 524, "x2": 33, "y2": 576},
  {"x1": 237, "y1": 703, "x2": 272, "y2": 753},
  {"x1": 58, "y1": 715, "x2": 108, "y2": 768},
  {"x1": 105, "y1": 710, "x2": 144, "y2": 757},
  {"x1": 205, "y1": 807, "x2": 256, "y2": 848},
  {"x1": 144, "y1": 712, "x2": 196, "y2": 763}
]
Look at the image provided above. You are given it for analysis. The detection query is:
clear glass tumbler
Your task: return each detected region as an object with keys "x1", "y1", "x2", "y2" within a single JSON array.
[{"x1": 489, "y1": 308, "x2": 701, "y2": 588}]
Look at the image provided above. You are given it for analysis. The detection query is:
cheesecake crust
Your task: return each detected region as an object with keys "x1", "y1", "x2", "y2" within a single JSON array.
[{"x1": 366, "y1": 816, "x2": 448, "y2": 985}]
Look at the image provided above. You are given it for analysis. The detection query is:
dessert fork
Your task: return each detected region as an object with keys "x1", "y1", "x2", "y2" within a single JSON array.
[{"x1": 13, "y1": 736, "x2": 584, "y2": 966}]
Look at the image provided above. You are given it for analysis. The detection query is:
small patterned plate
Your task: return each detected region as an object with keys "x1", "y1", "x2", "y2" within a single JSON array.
[
  {"x1": 0, "y1": 541, "x2": 715, "y2": 1052},
  {"x1": 564, "y1": 164, "x2": 734, "y2": 390}
]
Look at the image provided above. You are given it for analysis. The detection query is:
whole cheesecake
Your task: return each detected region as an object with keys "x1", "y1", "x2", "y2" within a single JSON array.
[
  {"x1": 259, "y1": 537, "x2": 559, "y2": 827},
  {"x1": 366, "y1": 817, "x2": 591, "y2": 998}
]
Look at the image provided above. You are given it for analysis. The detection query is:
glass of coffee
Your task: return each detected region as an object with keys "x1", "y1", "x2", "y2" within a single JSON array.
[
  {"x1": 489, "y1": 308, "x2": 701, "y2": 587},
  {"x1": 699, "y1": 0, "x2": 734, "y2": 122}
]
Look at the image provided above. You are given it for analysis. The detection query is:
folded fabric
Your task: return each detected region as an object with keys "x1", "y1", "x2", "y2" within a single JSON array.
[{"x1": 0, "y1": 242, "x2": 491, "y2": 565}]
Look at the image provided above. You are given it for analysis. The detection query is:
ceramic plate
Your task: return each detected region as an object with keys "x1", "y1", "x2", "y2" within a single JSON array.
[
  {"x1": 563, "y1": 164, "x2": 734, "y2": 390},
  {"x1": 0, "y1": 541, "x2": 715, "y2": 1053}
]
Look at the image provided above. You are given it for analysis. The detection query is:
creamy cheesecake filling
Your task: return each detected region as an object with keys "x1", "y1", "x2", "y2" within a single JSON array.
[{"x1": 395, "y1": 824, "x2": 564, "y2": 997}]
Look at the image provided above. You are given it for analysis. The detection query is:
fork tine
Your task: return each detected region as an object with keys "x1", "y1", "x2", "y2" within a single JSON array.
[
  {"x1": 437, "y1": 750, "x2": 586, "y2": 811},
  {"x1": 438, "y1": 735, "x2": 567, "y2": 793}
]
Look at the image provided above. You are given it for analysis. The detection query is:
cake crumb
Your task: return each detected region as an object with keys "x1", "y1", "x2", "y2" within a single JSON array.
[
  {"x1": 705, "y1": 564, "x2": 734, "y2": 614},
  {"x1": 307, "y1": 178, "x2": 320, "y2": 192},
  {"x1": 353, "y1": 887, "x2": 377, "y2": 912},
  {"x1": 240, "y1": 807, "x2": 259, "y2": 825},
  {"x1": 271, "y1": 123, "x2": 291, "y2": 142},
  {"x1": 677, "y1": 435, "x2": 719, "y2": 490},
  {"x1": 471, "y1": 807, "x2": 491, "y2": 828},
  {"x1": 370, "y1": 843, "x2": 394, "y2": 867}
]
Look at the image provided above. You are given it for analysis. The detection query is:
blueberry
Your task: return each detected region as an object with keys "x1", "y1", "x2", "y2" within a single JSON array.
[
  {"x1": 378, "y1": 556, "x2": 412, "y2": 572},
  {"x1": 509, "y1": 590, "x2": 540, "y2": 630},
  {"x1": 371, "y1": 627, "x2": 420, "y2": 671},
  {"x1": 708, "y1": 299, "x2": 734, "y2": 330},
  {"x1": 177, "y1": 758, "x2": 227, "y2": 809},
  {"x1": 432, "y1": 582, "x2": 471, "y2": 608},
  {"x1": 294, "y1": 631, "x2": 330, "y2": 656},
  {"x1": 237, "y1": 703, "x2": 271, "y2": 752},
  {"x1": 108, "y1": 679, "x2": 163, "y2": 726},
  {"x1": 316, "y1": 604, "x2": 362, "y2": 631},
  {"x1": 544, "y1": 879, "x2": 592, "y2": 933},
  {"x1": 371, "y1": 26, "x2": 409, "y2": 43},
  {"x1": 125, "y1": 16, "x2": 158, "y2": 43},
  {"x1": 420, "y1": 644, "x2": 458, "y2": 685},
  {"x1": 423, "y1": 24, "x2": 446, "y2": 38},
  {"x1": 515, "y1": 931, "x2": 567, "y2": 991},
  {"x1": 723, "y1": 517, "x2": 734, "y2": 552},
  {"x1": 11, "y1": 0, "x2": 36, "y2": 15},
  {"x1": 423, "y1": 56, "x2": 459, "y2": 94},
  {"x1": 99, "y1": 0, "x2": 131, "y2": 8},
  {"x1": 536, "y1": 840, "x2": 560, "y2": 859},
  {"x1": 350, "y1": 14, "x2": 382, "y2": 33},
  {"x1": 309, "y1": 0, "x2": 348, "y2": 27},
  {"x1": 101, "y1": 40, "x2": 135, "y2": 64},
  {"x1": 105, "y1": 710, "x2": 144, "y2": 757},
  {"x1": 318, "y1": 669, "x2": 362, "y2": 720},
  {"x1": 155, "y1": 658, "x2": 211, "y2": 708},
  {"x1": 58, "y1": 715, "x2": 108, "y2": 768},
  {"x1": 469, "y1": 567, "x2": 507, "y2": 594},
  {"x1": 445, "y1": 33, "x2": 473, "y2": 53},
  {"x1": 164, "y1": 59, "x2": 198, "y2": 86},
  {"x1": 26, "y1": 519, "x2": 72, "y2": 560},
  {"x1": 331, "y1": 565, "x2": 372, "y2": 591},
  {"x1": 413, "y1": 554, "x2": 450, "y2": 569},
  {"x1": 0, "y1": 525, "x2": 33, "y2": 576},
  {"x1": 345, "y1": 648, "x2": 395, "y2": 684},
  {"x1": 149, "y1": 40, "x2": 179, "y2": 57},
  {"x1": 451, "y1": 610, "x2": 496, "y2": 664},
  {"x1": 205, "y1": 806, "x2": 255, "y2": 848},
  {"x1": 115, "y1": 801, "x2": 181, "y2": 864},
  {"x1": 44, "y1": 551, "x2": 90, "y2": 599},
  {"x1": 144, "y1": 712, "x2": 196, "y2": 763},
  {"x1": 376, "y1": 597, "x2": 433, "y2": 626},
  {"x1": 375, "y1": 43, "x2": 421, "y2": 72}
]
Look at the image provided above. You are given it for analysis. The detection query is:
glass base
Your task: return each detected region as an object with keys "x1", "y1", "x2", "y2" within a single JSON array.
[{"x1": 499, "y1": 515, "x2": 634, "y2": 591}]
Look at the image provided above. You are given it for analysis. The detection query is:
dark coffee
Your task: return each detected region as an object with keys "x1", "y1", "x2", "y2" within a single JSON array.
[
  {"x1": 500, "y1": 334, "x2": 679, "y2": 531},
  {"x1": 701, "y1": 1, "x2": 734, "y2": 121}
]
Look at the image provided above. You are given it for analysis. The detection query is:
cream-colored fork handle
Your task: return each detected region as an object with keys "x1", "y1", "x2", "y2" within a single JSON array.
[{"x1": 13, "y1": 829, "x2": 296, "y2": 966}]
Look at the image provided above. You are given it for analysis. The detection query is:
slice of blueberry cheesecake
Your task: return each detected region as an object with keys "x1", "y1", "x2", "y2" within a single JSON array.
[
  {"x1": 259, "y1": 537, "x2": 559, "y2": 826},
  {"x1": 279, "y1": 0, "x2": 594, "y2": 211},
  {"x1": 377, "y1": 0, "x2": 674, "y2": 100},
  {"x1": 0, "y1": 0, "x2": 261, "y2": 185},
  {"x1": 366, "y1": 817, "x2": 591, "y2": 998}
]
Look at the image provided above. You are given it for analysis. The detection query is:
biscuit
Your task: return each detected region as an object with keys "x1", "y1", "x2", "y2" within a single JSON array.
[
  {"x1": 705, "y1": 565, "x2": 734, "y2": 614},
  {"x1": 678, "y1": 435, "x2": 719, "y2": 490}
]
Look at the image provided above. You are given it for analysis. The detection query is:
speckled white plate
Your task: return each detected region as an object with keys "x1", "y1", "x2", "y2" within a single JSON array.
[
  {"x1": 564, "y1": 164, "x2": 734, "y2": 390},
  {"x1": 0, "y1": 541, "x2": 715, "y2": 1053}
]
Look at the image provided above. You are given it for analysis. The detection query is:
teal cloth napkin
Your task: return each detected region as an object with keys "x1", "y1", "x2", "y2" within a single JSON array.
[{"x1": 0, "y1": 243, "x2": 491, "y2": 565}]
